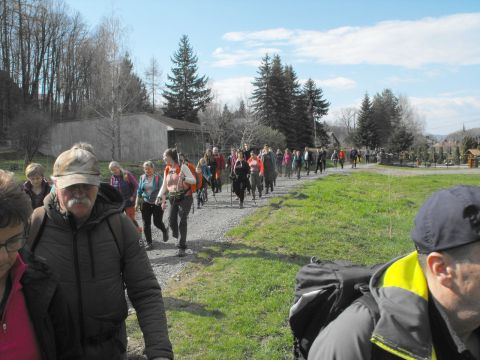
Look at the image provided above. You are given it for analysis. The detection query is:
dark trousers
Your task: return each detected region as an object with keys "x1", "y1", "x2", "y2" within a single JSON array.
[
  {"x1": 211, "y1": 172, "x2": 217, "y2": 193},
  {"x1": 285, "y1": 163, "x2": 292, "y2": 178},
  {"x1": 339, "y1": 159, "x2": 344, "y2": 169},
  {"x1": 168, "y1": 195, "x2": 193, "y2": 249},
  {"x1": 233, "y1": 178, "x2": 247, "y2": 202},
  {"x1": 264, "y1": 177, "x2": 274, "y2": 192},
  {"x1": 315, "y1": 160, "x2": 324, "y2": 173},
  {"x1": 214, "y1": 174, "x2": 223, "y2": 192},
  {"x1": 141, "y1": 202, "x2": 167, "y2": 244},
  {"x1": 296, "y1": 166, "x2": 301, "y2": 179},
  {"x1": 305, "y1": 161, "x2": 311, "y2": 175}
]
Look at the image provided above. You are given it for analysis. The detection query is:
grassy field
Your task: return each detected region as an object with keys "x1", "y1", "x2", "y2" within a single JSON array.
[{"x1": 126, "y1": 171, "x2": 480, "y2": 359}]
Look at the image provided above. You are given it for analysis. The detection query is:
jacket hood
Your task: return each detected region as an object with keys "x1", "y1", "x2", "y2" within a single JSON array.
[
  {"x1": 44, "y1": 183, "x2": 123, "y2": 228},
  {"x1": 369, "y1": 251, "x2": 436, "y2": 360}
]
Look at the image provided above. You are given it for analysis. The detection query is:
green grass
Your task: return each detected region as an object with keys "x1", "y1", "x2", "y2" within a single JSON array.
[{"x1": 127, "y1": 172, "x2": 480, "y2": 359}]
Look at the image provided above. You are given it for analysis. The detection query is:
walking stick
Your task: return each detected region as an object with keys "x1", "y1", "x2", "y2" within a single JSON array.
[{"x1": 230, "y1": 173, "x2": 233, "y2": 207}]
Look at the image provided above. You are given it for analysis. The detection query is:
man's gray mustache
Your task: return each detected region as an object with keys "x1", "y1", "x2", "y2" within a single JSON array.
[{"x1": 67, "y1": 198, "x2": 91, "y2": 207}]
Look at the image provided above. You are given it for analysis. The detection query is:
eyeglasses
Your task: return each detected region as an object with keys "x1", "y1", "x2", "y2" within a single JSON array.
[{"x1": 0, "y1": 234, "x2": 26, "y2": 253}]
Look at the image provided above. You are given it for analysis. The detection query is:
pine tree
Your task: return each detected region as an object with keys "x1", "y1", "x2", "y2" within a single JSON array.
[
  {"x1": 251, "y1": 54, "x2": 275, "y2": 127},
  {"x1": 163, "y1": 35, "x2": 212, "y2": 123},
  {"x1": 304, "y1": 79, "x2": 330, "y2": 147},
  {"x1": 118, "y1": 53, "x2": 149, "y2": 113},
  {"x1": 355, "y1": 93, "x2": 378, "y2": 148},
  {"x1": 268, "y1": 55, "x2": 289, "y2": 134},
  {"x1": 283, "y1": 65, "x2": 303, "y2": 148},
  {"x1": 371, "y1": 89, "x2": 400, "y2": 147},
  {"x1": 235, "y1": 100, "x2": 247, "y2": 118}
]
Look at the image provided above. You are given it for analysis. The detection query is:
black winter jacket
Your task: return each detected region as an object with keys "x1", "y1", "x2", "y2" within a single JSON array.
[
  {"x1": 28, "y1": 184, "x2": 173, "y2": 360},
  {"x1": 19, "y1": 248, "x2": 82, "y2": 360}
]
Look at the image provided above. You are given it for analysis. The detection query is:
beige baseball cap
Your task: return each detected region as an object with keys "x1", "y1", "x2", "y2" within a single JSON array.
[{"x1": 53, "y1": 148, "x2": 101, "y2": 189}]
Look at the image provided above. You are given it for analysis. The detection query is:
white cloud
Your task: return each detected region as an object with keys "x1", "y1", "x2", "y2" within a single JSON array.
[
  {"x1": 212, "y1": 47, "x2": 281, "y2": 67},
  {"x1": 411, "y1": 95, "x2": 480, "y2": 134},
  {"x1": 314, "y1": 77, "x2": 356, "y2": 90},
  {"x1": 217, "y1": 13, "x2": 480, "y2": 68},
  {"x1": 210, "y1": 76, "x2": 254, "y2": 105},
  {"x1": 223, "y1": 28, "x2": 294, "y2": 43}
]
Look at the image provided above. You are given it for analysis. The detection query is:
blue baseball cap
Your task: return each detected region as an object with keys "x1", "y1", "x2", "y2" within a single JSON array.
[{"x1": 412, "y1": 186, "x2": 480, "y2": 254}]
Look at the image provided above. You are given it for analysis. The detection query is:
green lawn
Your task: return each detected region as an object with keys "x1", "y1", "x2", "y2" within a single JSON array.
[{"x1": 131, "y1": 172, "x2": 479, "y2": 359}]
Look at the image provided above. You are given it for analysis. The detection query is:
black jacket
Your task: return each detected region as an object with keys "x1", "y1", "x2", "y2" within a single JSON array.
[
  {"x1": 28, "y1": 184, "x2": 173, "y2": 360},
  {"x1": 19, "y1": 248, "x2": 82, "y2": 360}
]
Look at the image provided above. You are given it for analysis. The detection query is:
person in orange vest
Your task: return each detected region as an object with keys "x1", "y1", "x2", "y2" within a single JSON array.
[{"x1": 156, "y1": 149, "x2": 196, "y2": 257}]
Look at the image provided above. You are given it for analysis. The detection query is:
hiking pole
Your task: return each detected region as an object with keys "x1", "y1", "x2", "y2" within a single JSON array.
[{"x1": 230, "y1": 173, "x2": 233, "y2": 207}]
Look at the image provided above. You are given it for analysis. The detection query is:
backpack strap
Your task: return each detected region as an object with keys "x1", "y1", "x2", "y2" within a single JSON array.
[
  {"x1": 27, "y1": 207, "x2": 47, "y2": 253},
  {"x1": 106, "y1": 213, "x2": 125, "y2": 273},
  {"x1": 355, "y1": 292, "x2": 380, "y2": 327}
]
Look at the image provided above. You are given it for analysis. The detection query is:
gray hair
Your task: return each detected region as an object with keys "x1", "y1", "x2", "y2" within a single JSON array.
[
  {"x1": 0, "y1": 170, "x2": 33, "y2": 228},
  {"x1": 143, "y1": 161, "x2": 155, "y2": 169},
  {"x1": 108, "y1": 161, "x2": 122, "y2": 171}
]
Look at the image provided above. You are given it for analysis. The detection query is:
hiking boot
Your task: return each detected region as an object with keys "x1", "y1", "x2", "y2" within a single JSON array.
[
  {"x1": 145, "y1": 243, "x2": 154, "y2": 251},
  {"x1": 177, "y1": 248, "x2": 187, "y2": 257},
  {"x1": 239, "y1": 201, "x2": 244, "y2": 209},
  {"x1": 162, "y1": 230, "x2": 169, "y2": 242}
]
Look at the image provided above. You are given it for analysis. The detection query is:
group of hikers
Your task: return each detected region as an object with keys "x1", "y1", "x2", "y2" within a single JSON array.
[
  {"x1": 16, "y1": 144, "x2": 371, "y2": 259},
  {"x1": 4, "y1": 140, "x2": 478, "y2": 360}
]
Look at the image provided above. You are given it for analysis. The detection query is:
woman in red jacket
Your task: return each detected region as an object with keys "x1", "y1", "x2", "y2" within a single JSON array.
[{"x1": 0, "y1": 170, "x2": 81, "y2": 360}]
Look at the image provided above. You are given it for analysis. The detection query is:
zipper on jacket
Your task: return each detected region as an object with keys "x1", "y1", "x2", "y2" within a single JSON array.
[{"x1": 71, "y1": 223, "x2": 86, "y2": 344}]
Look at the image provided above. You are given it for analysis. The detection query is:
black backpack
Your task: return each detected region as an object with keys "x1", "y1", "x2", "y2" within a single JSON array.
[{"x1": 289, "y1": 257, "x2": 383, "y2": 359}]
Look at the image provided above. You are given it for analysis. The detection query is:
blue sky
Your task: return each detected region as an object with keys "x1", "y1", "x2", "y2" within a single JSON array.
[{"x1": 65, "y1": 0, "x2": 480, "y2": 135}]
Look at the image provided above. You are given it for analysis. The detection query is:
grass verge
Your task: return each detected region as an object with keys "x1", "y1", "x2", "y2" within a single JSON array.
[{"x1": 127, "y1": 172, "x2": 480, "y2": 359}]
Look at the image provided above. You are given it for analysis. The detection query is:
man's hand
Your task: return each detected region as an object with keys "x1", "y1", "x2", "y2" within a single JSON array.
[
  {"x1": 161, "y1": 201, "x2": 167, "y2": 211},
  {"x1": 155, "y1": 197, "x2": 161, "y2": 206}
]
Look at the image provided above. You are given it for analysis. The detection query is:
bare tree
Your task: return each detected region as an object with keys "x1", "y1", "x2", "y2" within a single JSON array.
[
  {"x1": 335, "y1": 107, "x2": 357, "y2": 134},
  {"x1": 397, "y1": 94, "x2": 426, "y2": 147},
  {"x1": 145, "y1": 56, "x2": 161, "y2": 112},
  {"x1": 89, "y1": 15, "x2": 148, "y2": 160},
  {"x1": 199, "y1": 102, "x2": 235, "y2": 151},
  {"x1": 9, "y1": 108, "x2": 51, "y2": 165}
]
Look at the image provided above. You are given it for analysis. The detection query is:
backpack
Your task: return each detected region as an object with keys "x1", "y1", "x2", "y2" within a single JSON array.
[{"x1": 289, "y1": 257, "x2": 382, "y2": 360}]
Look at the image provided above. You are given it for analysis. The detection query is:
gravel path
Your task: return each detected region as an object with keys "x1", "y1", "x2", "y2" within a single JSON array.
[{"x1": 137, "y1": 168, "x2": 332, "y2": 289}]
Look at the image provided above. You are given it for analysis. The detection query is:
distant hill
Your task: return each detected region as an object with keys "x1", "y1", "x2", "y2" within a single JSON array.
[{"x1": 445, "y1": 128, "x2": 480, "y2": 142}]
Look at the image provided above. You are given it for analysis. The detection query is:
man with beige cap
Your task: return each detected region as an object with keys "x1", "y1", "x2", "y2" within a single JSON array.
[{"x1": 28, "y1": 144, "x2": 173, "y2": 360}]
